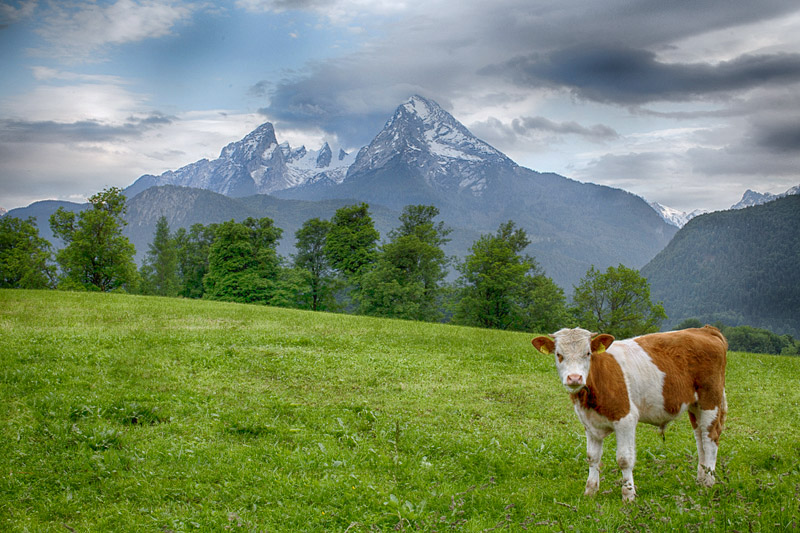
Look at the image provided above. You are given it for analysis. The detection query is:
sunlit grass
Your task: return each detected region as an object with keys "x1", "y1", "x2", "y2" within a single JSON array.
[{"x1": 1, "y1": 289, "x2": 798, "y2": 531}]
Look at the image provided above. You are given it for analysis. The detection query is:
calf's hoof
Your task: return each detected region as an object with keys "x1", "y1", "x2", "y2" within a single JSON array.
[
  {"x1": 583, "y1": 482, "x2": 599, "y2": 497},
  {"x1": 697, "y1": 466, "x2": 716, "y2": 487},
  {"x1": 621, "y1": 486, "x2": 636, "y2": 502}
]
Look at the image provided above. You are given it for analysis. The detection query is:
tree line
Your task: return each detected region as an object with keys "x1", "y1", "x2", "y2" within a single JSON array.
[{"x1": 2, "y1": 187, "x2": 669, "y2": 338}]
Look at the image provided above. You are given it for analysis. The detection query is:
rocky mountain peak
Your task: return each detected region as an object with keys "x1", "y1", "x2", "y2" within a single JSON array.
[
  {"x1": 730, "y1": 184, "x2": 800, "y2": 210},
  {"x1": 347, "y1": 95, "x2": 515, "y2": 193},
  {"x1": 316, "y1": 142, "x2": 332, "y2": 168},
  {"x1": 220, "y1": 122, "x2": 278, "y2": 160}
]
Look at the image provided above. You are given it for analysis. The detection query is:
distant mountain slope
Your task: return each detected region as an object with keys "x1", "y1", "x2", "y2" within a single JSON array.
[
  {"x1": 7, "y1": 199, "x2": 86, "y2": 251},
  {"x1": 641, "y1": 195, "x2": 800, "y2": 336},
  {"x1": 9, "y1": 186, "x2": 479, "y2": 267}
]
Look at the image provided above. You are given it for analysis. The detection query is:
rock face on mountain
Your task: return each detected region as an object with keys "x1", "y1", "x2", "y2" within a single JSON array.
[
  {"x1": 648, "y1": 201, "x2": 706, "y2": 228},
  {"x1": 125, "y1": 123, "x2": 355, "y2": 199}
]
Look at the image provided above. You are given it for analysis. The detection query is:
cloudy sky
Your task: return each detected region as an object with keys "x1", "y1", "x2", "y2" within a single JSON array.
[{"x1": 2, "y1": 0, "x2": 799, "y2": 212}]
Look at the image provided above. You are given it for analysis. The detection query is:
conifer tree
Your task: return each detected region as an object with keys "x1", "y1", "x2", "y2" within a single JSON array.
[
  {"x1": 140, "y1": 216, "x2": 179, "y2": 296},
  {"x1": 359, "y1": 205, "x2": 450, "y2": 321}
]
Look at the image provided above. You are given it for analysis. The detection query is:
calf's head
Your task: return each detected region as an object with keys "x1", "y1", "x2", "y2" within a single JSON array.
[{"x1": 532, "y1": 328, "x2": 615, "y2": 393}]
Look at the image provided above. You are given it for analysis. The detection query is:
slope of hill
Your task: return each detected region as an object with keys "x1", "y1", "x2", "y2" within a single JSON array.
[
  {"x1": 641, "y1": 195, "x2": 800, "y2": 335},
  {"x1": 1, "y1": 289, "x2": 798, "y2": 530}
]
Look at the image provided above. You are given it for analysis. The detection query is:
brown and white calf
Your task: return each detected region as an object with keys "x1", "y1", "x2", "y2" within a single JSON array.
[{"x1": 531, "y1": 326, "x2": 727, "y2": 501}]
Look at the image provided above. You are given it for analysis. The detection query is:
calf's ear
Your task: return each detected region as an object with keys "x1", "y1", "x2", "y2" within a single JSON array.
[
  {"x1": 531, "y1": 336, "x2": 556, "y2": 355},
  {"x1": 591, "y1": 334, "x2": 615, "y2": 353}
]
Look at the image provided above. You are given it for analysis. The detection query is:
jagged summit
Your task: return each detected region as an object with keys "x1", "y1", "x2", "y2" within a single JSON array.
[
  {"x1": 347, "y1": 95, "x2": 515, "y2": 194},
  {"x1": 125, "y1": 122, "x2": 354, "y2": 198},
  {"x1": 730, "y1": 184, "x2": 800, "y2": 209}
]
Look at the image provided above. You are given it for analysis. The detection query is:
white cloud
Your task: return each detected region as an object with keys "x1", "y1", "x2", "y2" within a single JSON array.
[
  {"x1": 235, "y1": 0, "x2": 408, "y2": 22},
  {"x1": 33, "y1": 0, "x2": 196, "y2": 60},
  {"x1": 0, "y1": 0, "x2": 37, "y2": 26}
]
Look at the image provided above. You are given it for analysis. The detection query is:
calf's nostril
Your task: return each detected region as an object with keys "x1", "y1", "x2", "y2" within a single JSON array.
[{"x1": 566, "y1": 374, "x2": 583, "y2": 385}]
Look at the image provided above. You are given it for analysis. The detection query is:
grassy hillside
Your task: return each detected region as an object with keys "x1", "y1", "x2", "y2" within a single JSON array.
[{"x1": 1, "y1": 290, "x2": 798, "y2": 531}]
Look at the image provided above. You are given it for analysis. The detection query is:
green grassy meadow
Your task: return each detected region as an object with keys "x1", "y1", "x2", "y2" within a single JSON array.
[{"x1": 1, "y1": 290, "x2": 798, "y2": 531}]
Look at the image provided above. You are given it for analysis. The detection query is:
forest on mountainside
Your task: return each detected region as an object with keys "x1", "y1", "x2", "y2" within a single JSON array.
[{"x1": 643, "y1": 195, "x2": 800, "y2": 336}]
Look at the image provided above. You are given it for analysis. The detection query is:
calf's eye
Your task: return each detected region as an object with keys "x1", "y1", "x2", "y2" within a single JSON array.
[{"x1": 557, "y1": 353, "x2": 564, "y2": 363}]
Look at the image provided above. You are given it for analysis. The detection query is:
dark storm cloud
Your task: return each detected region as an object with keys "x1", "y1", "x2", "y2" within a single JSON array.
[
  {"x1": 751, "y1": 119, "x2": 800, "y2": 153},
  {"x1": 490, "y1": 47, "x2": 800, "y2": 105},
  {"x1": 0, "y1": 114, "x2": 174, "y2": 144}
]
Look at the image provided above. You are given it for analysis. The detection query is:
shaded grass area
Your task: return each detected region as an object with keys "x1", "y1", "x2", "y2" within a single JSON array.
[{"x1": 1, "y1": 289, "x2": 798, "y2": 531}]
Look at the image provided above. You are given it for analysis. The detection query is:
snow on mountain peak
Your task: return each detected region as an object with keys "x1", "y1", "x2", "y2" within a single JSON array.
[
  {"x1": 349, "y1": 95, "x2": 515, "y2": 193},
  {"x1": 730, "y1": 184, "x2": 800, "y2": 209},
  {"x1": 648, "y1": 201, "x2": 705, "y2": 228}
]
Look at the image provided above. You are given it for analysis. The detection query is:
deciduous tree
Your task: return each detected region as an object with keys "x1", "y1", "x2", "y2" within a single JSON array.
[
  {"x1": 203, "y1": 217, "x2": 282, "y2": 303},
  {"x1": 293, "y1": 217, "x2": 336, "y2": 311},
  {"x1": 0, "y1": 216, "x2": 55, "y2": 289},
  {"x1": 49, "y1": 187, "x2": 138, "y2": 292},
  {"x1": 175, "y1": 223, "x2": 216, "y2": 299},
  {"x1": 454, "y1": 221, "x2": 567, "y2": 331},
  {"x1": 571, "y1": 264, "x2": 666, "y2": 338},
  {"x1": 324, "y1": 203, "x2": 379, "y2": 279}
]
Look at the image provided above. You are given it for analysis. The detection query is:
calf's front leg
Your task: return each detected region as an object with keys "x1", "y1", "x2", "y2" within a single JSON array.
[
  {"x1": 614, "y1": 419, "x2": 638, "y2": 501},
  {"x1": 584, "y1": 430, "x2": 604, "y2": 496}
]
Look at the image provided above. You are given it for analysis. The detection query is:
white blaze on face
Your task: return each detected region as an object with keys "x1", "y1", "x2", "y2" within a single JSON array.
[{"x1": 552, "y1": 328, "x2": 594, "y2": 392}]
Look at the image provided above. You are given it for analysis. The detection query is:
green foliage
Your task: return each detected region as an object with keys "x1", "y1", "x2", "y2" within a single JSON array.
[
  {"x1": 49, "y1": 187, "x2": 138, "y2": 292},
  {"x1": 643, "y1": 195, "x2": 800, "y2": 336},
  {"x1": 454, "y1": 221, "x2": 568, "y2": 332},
  {"x1": 203, "y1": 217, "x2": 282, "y2": 304},
  {"x1": 175, "y1": 222, "x2": 216, "y2": 299},
  {"x1": 674, "y1": 317, "x2": 704, "y2": 330},
  {"x1": 0, "y1": 216, "x2": 55, "y2": 289},
  {"x1": 1, "y1": 290, "x2": 798, "y2": 531},
  {"x1": 359, "y1": 205, "x2": 451, "y2": 321},
  {"x1": 676, "y1": 319, "x2": 800, "y2": 356},
  {"x1": 292, "y1": 217, "x2": 337, "y2": 311},
  {"x1": 324, "y1": 202, "x2": 379, "y2": 278},
  {"x1": 139, "y1": 216, "x2": 179, "y2": 296},
  {"x1": 572, "y1": 264, "x2": 666, "y2": 338}
]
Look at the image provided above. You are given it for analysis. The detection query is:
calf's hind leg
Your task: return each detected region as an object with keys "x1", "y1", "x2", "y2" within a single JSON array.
[{"x1": 689, "y1": 398, "x2": 725, "y2": 487}]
